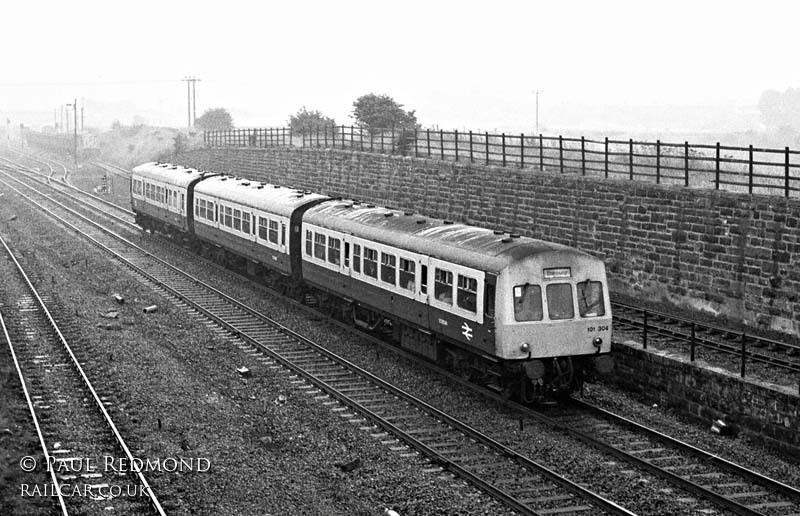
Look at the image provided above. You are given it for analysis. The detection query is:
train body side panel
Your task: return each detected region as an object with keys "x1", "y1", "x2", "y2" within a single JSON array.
[
  {"x1": 193, "y1": 221, "x2": 292, "y2": 276},
  {"x1": 302, "y1": 260, "x2": 495, "y2": 355}
]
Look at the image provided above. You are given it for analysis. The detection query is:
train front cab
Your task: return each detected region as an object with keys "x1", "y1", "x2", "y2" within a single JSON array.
[{"x1": 493, "y1": 250, "x2": 613, "y2": 398}]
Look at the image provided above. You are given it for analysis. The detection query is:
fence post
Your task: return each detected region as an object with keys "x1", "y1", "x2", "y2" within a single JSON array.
[
  {"x1": 715, "y1": 142, "x2": 720, "y2": 190},
  {"x1": 485, "y1": 132, "x2": 489, "y2": 165},
  {"x1": 740, "y1": 332, "x2": 747, "y2": 378},
  {"x1": 455, "y1": 129, "x2": 459, "y2": 162},
  {"x1": 539, "y1": 134, "x2": 544, "y2": 171},
  {"x1": 520, "y1": 133, "x2": 525, "y2": 169},
  {"x1": 748, "y1": 144, "x2": 754, "y2": 194},
  {"x1": 785, "y1": 147, "x2": 790, "y2": 198},
  {"x1": 580, "y1": 136, "x2": 586, "y2": 176},
  {"x1": 502, "y1": 133, "x2": 507, "y2": 167},
  {"x1": 642, "y1": 310, "x2": 648, "y2": 349},
  {"x1": 690, "y1": 323, "x2": 696, "y2": 362},
  {"x1": 401, "y1": 128, "x2": 406, "y2": 156},
  {"x1": 439, "y1": 130, "x2": 444, "y2": 160},
  {"x1": 629, "y1": 139, "x2": 634, "y2": 180},
  {"x1": 558, "y1": 135, "x2": 564, "y2": 173},
  {"x1": 684, "y1": 141, "x2": 689, "y2": 187},
  {"x1": 381, "y1": 131, "x2": 384, "y2": 153},
  {"x1": 656, "y1": 139, "x2": 661, "y2": 184},
  {"x1": 351, "y1": 126, "x2": 354, "y2": 151},
  {"x1": 604, "y1": 137, "x2": 609, "y2": 178},
  {"x1": 414, "y1": 129, "x2": 418, "y2": 158},
  {"x1": 469, "y1": 131, "x2": 474, "y2": 163},
  {"x1": 426, "y1": 129, "x2": 430, "y2": 157}
]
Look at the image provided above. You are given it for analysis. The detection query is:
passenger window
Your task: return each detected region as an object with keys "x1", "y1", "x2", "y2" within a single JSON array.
[
  {"x1": 207, "y1": 202, "x2": 215, "y2": 221},
  {"x1": 547, "y1": 283, "x2": 574, "y2": 320},
  {"x1": 328, "y1": 238, "x2": 341, "y2": 265},
  {"x1": 195, "y1": 199, "x2": 201, "y2": 217},
  {"x1": 281, "y1": 223, "x2": 286, "y2": 246},
  {"x1": 305, "y1": 230, "x2": 312, "y2": 256},
  {"x1": 363, "y1": 248, "x2": 378, "y2": 278},
  {"x1": 224, "y1": 206, "x2": 232, "y2": 228},
  {"x1": 513, "y1": 284, "x2": 542, "y2": 322},
  {"x1": 420, "y1": 264, "x2": 428, "y2": 294},
  {"x1": 242, "y1": 212, "x2": 251, "y2": 234},
  {"x1": 399, "y1": 258, "x2": 415, "y2": 292},
  {"x1": 457, "y1": 275, "x2": 477, "y2": 313},
  {"x1": 314, "y1": 233, "x2": 326, "y2": 260},
  {"x1": 380, "y1": 253, "x2": 396, "y2": 285},
  {"x1": 352, "y1": 244, "x2": 361, "y2": 273},
  {"x1": 269, "y1": 220, "x2": 279, "y2": 244},
  {"x1": 577, "y1": 280, "x2": 605, "y2": 317},
  {"x1": 233, "y1": 209, "x2": 242, "y2": 231},
  {"x1": 259, "y1": 217, "x2": 269, "y2": 240},
  {"x1": 434, "y1": 268, "x2": 453, "y2": 305},
  {"x1": 344, "y1": 243, "x2": 350, "y2": 268}
]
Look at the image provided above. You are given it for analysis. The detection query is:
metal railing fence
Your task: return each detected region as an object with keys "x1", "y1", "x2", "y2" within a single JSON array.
[{"x1": 204, "y1": 126, "x2": 800, "y2": 198}]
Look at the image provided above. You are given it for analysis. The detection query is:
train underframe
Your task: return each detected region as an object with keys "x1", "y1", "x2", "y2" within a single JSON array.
[{"x1": 139, "y1": 213, "x2": 610, "y2": 403}]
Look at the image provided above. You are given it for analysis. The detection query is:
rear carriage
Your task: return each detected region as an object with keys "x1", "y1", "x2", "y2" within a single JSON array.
[{"x1": 131, "y1": 162, "x2": 207, "y2": 234}]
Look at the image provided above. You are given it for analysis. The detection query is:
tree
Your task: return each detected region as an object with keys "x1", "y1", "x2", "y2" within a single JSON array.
[
  {"x1": 289, "y1": 107, "x2": 335, "y2": 134},
  {"x1": 195, "y1": 108, "x2": 234, "y2": 131},
  {"x1": 351, "y1": 94, "x2": 417, "y2": 132}
]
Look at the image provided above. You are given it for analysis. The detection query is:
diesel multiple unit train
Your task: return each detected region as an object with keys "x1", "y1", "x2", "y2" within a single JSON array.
[{"x1": 131, "y1": 162, "x2": 613, "y2": 401}]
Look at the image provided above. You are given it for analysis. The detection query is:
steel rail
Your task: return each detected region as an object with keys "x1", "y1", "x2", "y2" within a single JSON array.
[
  {"x1": 0, "y1": 172, "x2": 138, "y2": 231},
  {"x1": 0, "y1": 310, "x2": 70, "y2": 516},
  {"x1": 568, "y1": 398, "x2": 800, "y2": 501},
  {"x1": 0, "y1": 157, "x2": 135, "y2": 217}
]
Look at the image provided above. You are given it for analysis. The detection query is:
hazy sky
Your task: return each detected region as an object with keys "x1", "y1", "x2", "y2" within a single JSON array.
[{"x1": 2, "y1": 0, "x2": 799, "y2": 132}]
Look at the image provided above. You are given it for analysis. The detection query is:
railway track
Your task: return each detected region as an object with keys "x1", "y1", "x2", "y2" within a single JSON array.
[
  {"x1": 535, "y1": 400, "x2": 800, "y2": 516},
  {"x1": 0, "y1": 159, "x2": 136, "y2": 225},
  {"x1": 0, "y1": 235, "x2": 166, "y2": 516},
  {"x1": 3, "y1": 154, "x2": 798, "y2": 514},
  {"x1": 0, "y1": 158, "x2": 634, "y2": 515},
  {"x1": 613, "y1": 303, "x2": 800, "y2": 382},
  {"x1": 5, "y1": 149, "x2": 70, "y2": 182}
]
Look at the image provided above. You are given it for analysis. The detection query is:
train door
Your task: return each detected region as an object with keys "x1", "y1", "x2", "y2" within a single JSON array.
[
  {"x1": 279, "y1": 220, "x2": 287, "y2": 254},
  {"x1": 341, "y1": 236, "x2": 351, "y2": 276},
  {"x1": 416, "y1": 256, "x2": 430, "y2": 304},
  {"x1": 249, "y1": 211, "x2": 257, "y2": 243}
]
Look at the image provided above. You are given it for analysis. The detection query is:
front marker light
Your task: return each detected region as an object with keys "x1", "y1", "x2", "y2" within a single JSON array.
[
  {"x1": 593, "y1": 337, "x2": 603, "y2": 348},
  {"x1": 520, "y1": 342, "x2": 530, "y2": 353}
]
